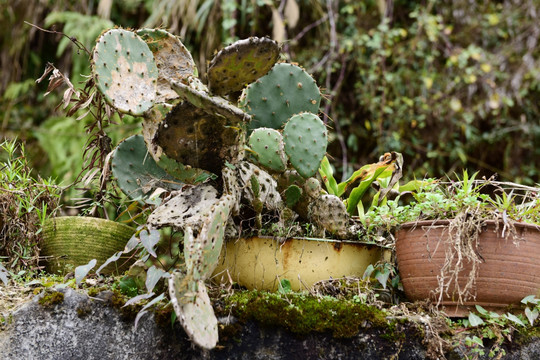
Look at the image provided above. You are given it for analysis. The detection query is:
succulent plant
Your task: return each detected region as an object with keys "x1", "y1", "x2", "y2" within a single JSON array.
[
  {"x1": 111, "y1": 135, "x2": 183, "y2": 204},
  {"x1": 240, "y1": 63, "x2": 321, "y2": 131},
  {"x1": 92, "y1": 29, "x2": 158, "y2": 115},
  {"x1": 207, "y1": 37, "x2": 280, "y2": 96},
  {"x1": 248, "y1": 128, "x2": 287, "y2": 172},
  {"x1": 283, "y1": 112, "x2": 328, "y2": 178},
  {"x1": 136, "y1": 28, "x2": 197, "y2": 103},
  {"x1": 169, "y1": 275, "x2": 218, "y2": 350},
  {"x1": 308, "y1": 194, "x2": 350, "y2": 239}
]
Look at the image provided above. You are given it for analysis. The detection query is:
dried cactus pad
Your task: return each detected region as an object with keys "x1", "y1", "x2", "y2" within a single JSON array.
[
  {"x1": 207, "y1": 37, "x2": 280, "y2": 95},
  {"x1": 240, "y1": 63, "x2": 321, "y2": 131},
  {"x1": 136, "y1": 28, "x2": 197, "y2": 103},
  {"x1": 169, "y1": 276, "x2": 218, "y2": 350},
  {"x1": 93, "y1": 29, "x2": 158, "y2": 115}
]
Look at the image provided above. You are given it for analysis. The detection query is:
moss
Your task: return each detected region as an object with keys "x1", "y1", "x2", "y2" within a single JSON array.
[
  {"x1": 76, "y1": 303, "x2": 92, "y2": 318},
  {"x1": 223, "y1": 290, "x2": 394, "y2": 338},
  {"x1": 38, "y1": 291, "x2": 64, "y2": 308},
  {"x1": 154, "y1": 304, "x2": 174, "y2": 328},
  {"x1": 109, "y1": 290, "x2": 142, "y2": 320}
]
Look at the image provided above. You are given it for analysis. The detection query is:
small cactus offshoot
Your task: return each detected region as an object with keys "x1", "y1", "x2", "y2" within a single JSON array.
[{"x1": 248, "y1": 128, "x2": 287, "y2": 172}]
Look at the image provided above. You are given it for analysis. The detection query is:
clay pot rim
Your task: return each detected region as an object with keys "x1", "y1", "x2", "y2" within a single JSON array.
[{"x1": 398, "y1": 218, "x2": 540, "y2": 231}]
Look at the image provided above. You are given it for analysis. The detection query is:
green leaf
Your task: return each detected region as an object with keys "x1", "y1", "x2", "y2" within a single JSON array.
[
  {"x1": 75, "y1": 259, "x2": 97, "y2": 286},
  {"x1": 95, "y1": 251, "x2": 123, "y2": 275},
  {"x1": 521, "y1": 295, "x2": 540, "y2": 305},
  {"x1": 140, "y1": 229, "x2": 161, "y2": 258},
  {"x1": 318, "y1": 156, "x2": 338, "y2": 195},
  {"x1": 346, "y1": 166, "x2": 389, "y2": 215},
  {"x1": 362, "y1": 264, "x2": 375, "y2": 279},
  {"x1": 468, "y1": 312, "x2": 485, "y2": 327},
  {"x1": 525, "y1": 307, "x2": 539, "y2": 326},
  {"x1": 504, "y1": 313, "x2": 525, "y2": 326},
  {"x1": 146, "y1": 265, "x2": 170, "y2": 293},
  {"x1": 278, "y1": 279, "x2": 292, "y2": 294},
  {"x1": 475, "y1": 304, "x2": 488, "y2": 316},
  {"x1": 375, "y1": 268, "x2": 390, "y2": 290}
]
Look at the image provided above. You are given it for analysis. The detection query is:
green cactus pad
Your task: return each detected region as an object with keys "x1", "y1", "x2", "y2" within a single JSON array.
[
  {"x1": 169, "y1": 276, "x2": 218, "y2": 350},
  {"x1": 171, "y1": 78, "x2": 249, "y2": 124},
  {"x1": 136, "y1": 28, "x2": 197, "y2": 103},
  {"x1": 153, "y1": 101, "x2": 243, "y2": 175},
  {"x1": 240, "y1": 63, "x2": 321, "y2": 131},
  {"x1": 147, "y1": 184, "x2": 219, "y2": 230},
  {"x1": 207, "y1": 37, "x2": 280, "y2": 95},
  {"x1": 284, "y1": 184, "x2": 302, "y2": 208},
  {"x1": 93, "y1": 29, "x2": 158, "y2": 115},
  {"x1": 184, "y1": 195, "x2": 233, "y2": 280},
  {"x1": 248, "y1": 128, "x2": 287, "y2": 172},
  {"x1": 111, "y1": 135, "x2": 183, "y2": 205},
  {"x1": 283, "y1": 112, "x2": 328, "y2": 178}
]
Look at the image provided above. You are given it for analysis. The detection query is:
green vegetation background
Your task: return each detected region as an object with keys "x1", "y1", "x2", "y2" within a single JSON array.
[{"x1": 2, "y1": 0, "x2": 539, "y2": 187}]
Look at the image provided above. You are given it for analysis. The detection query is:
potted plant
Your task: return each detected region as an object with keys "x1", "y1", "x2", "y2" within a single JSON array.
[
  {"x1": 392, "y1": 171, "x2": 540, "y2": 315},
  {"x1": 41, "y1": 28, "x2": 398, "y2": 350}
]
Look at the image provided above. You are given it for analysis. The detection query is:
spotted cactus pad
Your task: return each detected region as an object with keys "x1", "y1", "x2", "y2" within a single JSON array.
[
  {"x1": 207, "y1": 37, "x2": 280, "y2": 96},
  {"x1": 93, "y1": 29, "x2": 158, "y2": 115}
]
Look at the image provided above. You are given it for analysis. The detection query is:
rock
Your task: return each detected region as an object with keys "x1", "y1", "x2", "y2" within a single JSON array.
[{"x1": 1, "y1": 288, "x2": 540, "y2": 359}]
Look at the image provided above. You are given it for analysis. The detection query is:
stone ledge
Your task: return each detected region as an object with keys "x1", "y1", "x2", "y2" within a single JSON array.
[{"x1": 1, "y1": 288, "x2": 539, "y2": 359}]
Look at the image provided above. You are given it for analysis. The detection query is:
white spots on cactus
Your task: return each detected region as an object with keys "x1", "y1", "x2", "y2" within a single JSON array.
[{"x1": 148, "y1": 184, "x2": 219, "y2": 231}]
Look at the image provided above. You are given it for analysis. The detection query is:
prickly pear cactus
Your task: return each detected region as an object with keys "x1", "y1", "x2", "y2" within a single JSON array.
[
  {"x1": 169, "y1": 275, "x2": 218, "y2": 350},
  {"x1": 308, "y1": 194, "x2": 350, "y2": 239},
  {"x1": 136, "y1": 28, "x2": 197, "y2": 103},
  {"x1": 147, "y1": 184, "x2": 219, "y2": 230},
  {"x1": 153, "y1": 101, "x2": 244, "y2": 175},
  {"x1": 92, "y1": 29, "x2": 158, "y2": 115},
  {"x1": 111, "y1": 135, "x2": 183, "y2": 204},
  {"x1": 283, "y1": 112, "x2": 328, "y2": 178},
  {"x1": 207, "y1": 37, "x2": 280, "y2": 96},
  {"x1": 171, "y1": 77, "x2": 249, "y2": 124},
  {"x1": 240, "y1": 63, "x2": 321, "y2": 131},
  {"x1": 284, "y1": 184, "x2": 302, "y2": 208},
  {"x1": 248, "y1": 128, "x2": 287, "y2": 172},
  {"x1": 184, "y1": 195, "x2": 233, "y2": 280},
  {"x1": 237, "y1": 162, "x2": 282, "y2": 211}
]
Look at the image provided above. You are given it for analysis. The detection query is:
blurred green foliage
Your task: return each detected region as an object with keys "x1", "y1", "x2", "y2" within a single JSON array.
[{"x1": 1, "y1": 0, "x2": 539, "y2": 189}]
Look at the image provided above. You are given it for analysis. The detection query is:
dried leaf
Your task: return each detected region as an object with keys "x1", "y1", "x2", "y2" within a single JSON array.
[
  {"x1": 75, "y1": 259, "x2": 97, "y2": 286},
  {"x1": 284, "y1": 0, "x2": 300, "y2": 29},
  {"x1": 272, "y1": 8, "x2": 285, "y2": 43}
]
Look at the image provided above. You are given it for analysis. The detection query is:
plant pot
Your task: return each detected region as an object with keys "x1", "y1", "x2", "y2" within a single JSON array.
[
  {"x1": 396, "y1": 220, "x2": 540, "y2": 315},
  {"x1": 41, "y1": 216, "x2": 136, "y2": 275},
  {"x1": 213, "y1": 236, "x2": 391, "y2": 291}
]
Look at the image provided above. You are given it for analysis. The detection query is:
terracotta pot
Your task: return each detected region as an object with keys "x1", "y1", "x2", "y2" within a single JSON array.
[
  {"x1": 41, "y1": 216, "x2": 136, "y2": 275},
  {"x1": 213, "y1": 236, "x2": 391, "y2": 291},
  {"x1": 396, "y1": 220, "x2": 540, "y2": 315}
]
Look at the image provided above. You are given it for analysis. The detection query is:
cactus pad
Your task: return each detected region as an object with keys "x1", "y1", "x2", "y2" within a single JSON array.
[
  {"x1": 171, "y1": 78, "x2": 249, "y2": 124},
  {"x1": 237, "y1": 162, "x2": 282, "y2": 211},
  {"x1": 240, "y1": 63, "x2": 321, "y2": 131},
  {"x1": 207, "y1": 37, "x2": 280, "y2": 95},
  {"x1": 308, "y1": 194, "x2": 350, "y2": 239},
  {"x1": 93, "y1": 29, "x2": 158, "y2": 115},
  {"x1": 184, "y1": 195, "x2": 233, "y2": 280},
  {"x1": 284, "y1": 184, "x2": 302, "y2": 208},
  {"x1": 153, "y1": 101, "x2": 244, "y2": 175},
  {"x1": 169, "y1": 276, "x2": 218, "y2": 350},
  {"x1": 283, "y1": 112, "x2": 328, "y2": 178},
  {"x1": 147, "y1": 184, "x2": 219, "y2": 230},
  {"x1": 111, "y1": 135, "x2": 183, "y2": 204},
  {"x1": 248, "y1": 128, "x2": 287, "y2": 172},
  {"x1": 136, "y1": 28, "x2": 197, "y2": 103}
]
